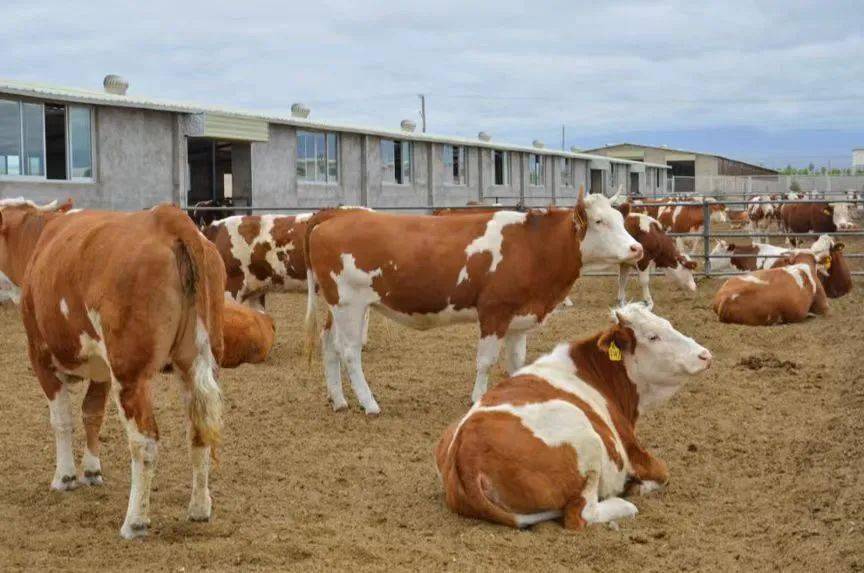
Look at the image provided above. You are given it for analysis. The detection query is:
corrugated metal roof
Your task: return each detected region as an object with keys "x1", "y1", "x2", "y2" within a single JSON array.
[
  {"x1": 0, "y1": 78, "x2": 670, "y2": 169},
  {"x1": 583, "y1": 142, "x2": 777, "y2": 173}
]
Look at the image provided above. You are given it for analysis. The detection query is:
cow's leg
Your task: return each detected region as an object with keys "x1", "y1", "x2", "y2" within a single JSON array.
[
  {"x1": 625, "y1": 443, "x2": 669, "y2": 496},
  {"x1": 361, "y1": 307, "x2": 370, "y2": 346},
  {"x1": 331, "y1": 304, "x2": 379, "y2": 415},
  {"x1": 179, "y1": 384, "x2": 212, "y2": 523},
  {"x1": 638, "y1": 264, "x2": 654, "y2": 309},
  {"x1": 617, "y1": 264, "x2": 630, "y2": 306},
  {"x1": 503, "y1": 330, "x2": 528, "y2": 375},
  {"x1": 573, "y1": 470, "x2": 638, "y2": 527},
  {"x1": 112, "y1": 377, "x2": 159, "y2": 539},
  {"x1": 80, "y1": 380, "x2": 110, "y2": 486},
  {"x1": 48, "y1": 380, "x2": 79, "y2": 491},
  {"x1": 471, "y1": 321, "x2": 504, "y2": 403},
  {"x1": 322, "y1": 312, "x2": 348, "y2": 411}
]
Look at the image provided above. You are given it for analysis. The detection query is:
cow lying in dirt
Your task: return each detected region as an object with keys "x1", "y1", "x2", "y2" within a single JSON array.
[
  {"x1": 435, "y1": 303, "x2": 712, "y2": 529},
  {"x1": 221, "y1": 299, "x2": 276, "y2": 368},
  {"x1": 712, "y1": 250, "x2": 829, "y2": 325},
  {"x1": 710, "y1": 235, "x2": 834, "y2": 273}
]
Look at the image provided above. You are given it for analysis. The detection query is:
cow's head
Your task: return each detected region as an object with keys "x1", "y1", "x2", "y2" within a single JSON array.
[
  {"x1": 663, "y1": 254, "x2": 698, "y2": 292},
  {"x1": 705, "y1": 198, "x2": 728, "y2": 223},
  {"x1": 575, "y1": 186, "x2": 643, "y2": 265},
  {"x1": 709, "y1": 240, "x2": 734, "y2": 272},
  {"x1": 828, "y1": 202, "x2": 854, "y2": 230},
  {"x1": 0, "y1": 198, "x2": 74, "y2": 285},
  {"x1": 599, "y1": 303, "x2": 711, "y2": 411},
  {"x1": 809, "y1": 234, "x2": 835, "y2": 260}
]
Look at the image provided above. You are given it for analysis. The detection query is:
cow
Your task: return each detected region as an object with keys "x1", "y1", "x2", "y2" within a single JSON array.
[
  {"x1": 710, "y1": 235, "x2": 834, "y2": 273},
  {"x1": 189, "y1": 199, "x2": 233, "y2": 228},
  {"x1": 221, "y1": 298, "x2": 276, "y2": 368},
  {"x1": 434, "y1": 303, "x2": 711, "y2": 530},
  {"x1": 0, "y1": 199, "x2": 225, "y2": 539},
  {"x1": 630, "y1": 197, "x2": 674, "y2": 219},
  {"x1": 746, "y1": 195, "x2": 781, "y2": 242},
  {"x1": 780, "y1": 201, "x2": 854, "y2": 245},
  {"x1": 203, "y1": 213, "x2": 313, "y2": 310},
  {"x1": 818, "y1": 241, "x2": 853, "y2": 299},
  {"x1": 303, "y1": 187, "x2": 643, "y2": 414},
  {"x1": 616, "y1": 213, "x2": 697, "y2": 307},
  {"x1": 712, "y1": 250, "x2": 828, "y2": 325},
  {"x1": 657, "y1": 197, "x2": 728, "y2": 253},
  {"x1": 727, "y1": 209, "x2": 750, "y2": 230}
]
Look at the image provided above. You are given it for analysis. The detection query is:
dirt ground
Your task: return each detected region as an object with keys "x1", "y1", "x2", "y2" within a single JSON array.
[{"x1": 0, "y1": 272, "x2": 862, "y2": 572}]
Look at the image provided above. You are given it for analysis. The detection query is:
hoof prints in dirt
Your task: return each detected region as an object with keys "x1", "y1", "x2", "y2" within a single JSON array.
[{"x1": 736, "y1": 353, "x2": 799, "y2": 371}]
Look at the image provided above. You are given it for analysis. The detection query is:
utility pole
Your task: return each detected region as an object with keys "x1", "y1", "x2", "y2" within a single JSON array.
[
  {"x1": 561, "y1": 124, "x2": 565, "y2": 150},
  {"x1": 418, "y1": 94, "x2": 427, "y2": 133}
]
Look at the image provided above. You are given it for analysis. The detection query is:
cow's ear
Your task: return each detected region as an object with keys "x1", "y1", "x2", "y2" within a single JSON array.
[
  {"x1": 57, "y1": 198, "x2": 74, "y2": 213},
  {"x1": 597, "y1": 324, "x2": 635, "y2": 356},
  {"x1": 618, "y1": 202, "x2": 631, "y2": 217},
  {"x1": 727, "y1": 243, "x2": 736, "y2": 252},
  {"x1": 834, "y1": 242, "x2": 845, "y2": 252}
]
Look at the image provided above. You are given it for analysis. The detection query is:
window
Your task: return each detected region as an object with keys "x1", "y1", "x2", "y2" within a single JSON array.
[
  {"x1": 655, "y1": 169, "x2": 660, "y2": 188},
  {"x1": 442, "y1": 144, "x2": 466, "y2": 185},
  {"x1": 609, "y1": 165, "x2": 616, "y2": 189},
  {"x1": 561, "y1": 158, "x2": 574, "y2": 187},
  {"x1": 297, "y1": 130, "x2": 338, "y2": 183},
  {"x1": 0, "y1": 98, "x2": 92, "y2": 180},
  {"x1": 529, "y1": 154, "x2": 544, "y2": 186},
  {"x1": 493, "y1": 150, "x2": 509, "y2": 185},
  {"x1": 381, "y1": 139, "x2": 412, "y2": 184}
]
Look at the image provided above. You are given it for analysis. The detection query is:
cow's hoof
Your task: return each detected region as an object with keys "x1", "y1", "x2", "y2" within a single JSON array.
[
  {"x1": 120, "y1": 521, "x2": 150, "y2": 540},
  {"x1": 330, "y1": 398, "x2": 349, "y2": 412},
  {"x1": 51, "y1": 474, "x2": 80, "y2": 491},
  {"x1": 188, "y1": 497, "x2": 212, "y2": 522},
  {"x1": 364, "y1": 404, "x2": 381, "y2": 417},
  {"x1": 80, "y1": 470, "x2": 104, "y2": 487}
]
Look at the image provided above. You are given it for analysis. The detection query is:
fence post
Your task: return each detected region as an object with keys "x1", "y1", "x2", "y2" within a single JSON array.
[{"x1": 702, "y1": 199, "x2": 712, "y2": 277}]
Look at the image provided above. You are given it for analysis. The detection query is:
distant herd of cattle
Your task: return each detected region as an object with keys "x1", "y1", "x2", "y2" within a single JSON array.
[{"x1": 0, "y1": 187, "x2": 857, "y2": 538}]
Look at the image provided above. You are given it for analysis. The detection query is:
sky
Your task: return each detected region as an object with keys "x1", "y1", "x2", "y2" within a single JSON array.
[{"x1": 2, "y1": 0, "x2": 862, "y2": 168}]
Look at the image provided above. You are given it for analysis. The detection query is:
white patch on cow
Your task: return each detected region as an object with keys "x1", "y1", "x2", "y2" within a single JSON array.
[
  {"x1": 829, "y1": 202, "x2": 851, "y2": 229},
  {"x1": 457, "y1": 211, "x2": 527, "y2": 284},
  {"x1": 293, "y1": 212, "x2": 313, "y2": 222},
  {"x1": 331, "y1": 254, "x2": 383, "y2": 307},
  {"x1": 730, "y1": 293, "x2": 739, "y2": 301},
  {"x1": 739, "y1": 275, "x2": 769, "y2": 286},
  {"x1": 514, "y1": 509, "x2": 565, "y2": 528},
  {"x1": 66, "y1": 309, "x2": 111, "y2": 382},
  {"x1": 509, "y1": 313, "x2": 539, "y2": 331},
  {"x1": 471, "y1": 335, "x2": 502, "y2": 403},
  {"x1": 583, "y1": 496, "x2": 639, "y2": 524},
  {"x1": 59, "y1": 298, "x2": 70, "y2": 318},
  {"x1": 672, "y1": 205, "x2": 683, "y2": 225},
  {"x1": 635, "y1": 213, "x2": 657, "y2": 234},
  {"x1": 750, "y1": 243, "x2": 788, "y2": 270},
  {"x1": 781, "y1": 263, "x2": 816, "y2": 293},
  {"x1": 68, "y1": 208, "x2": 84, "y2": 214}
]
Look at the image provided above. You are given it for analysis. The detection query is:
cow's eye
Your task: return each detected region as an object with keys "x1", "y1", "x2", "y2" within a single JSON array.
[
  {"x1": 594, "y1": 219, "x2": 603, "y2": 225},
  {"x1": 648, "y1": 335, "x2": 660, "y2": 342}
]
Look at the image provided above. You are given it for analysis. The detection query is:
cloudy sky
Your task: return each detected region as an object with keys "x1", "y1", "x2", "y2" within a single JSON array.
[{"x1": 3, "y1": 0, "x2": 862, "y2": 167}]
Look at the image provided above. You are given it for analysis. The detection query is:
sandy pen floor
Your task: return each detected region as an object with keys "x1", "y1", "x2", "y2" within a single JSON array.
[{"x1": 0, "y1": 274, "x2": 862, "y2": 572}]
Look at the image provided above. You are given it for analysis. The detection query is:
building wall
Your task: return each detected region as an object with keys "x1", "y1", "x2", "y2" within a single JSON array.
[{"x1": 0, "y1": 106, "x2": 176, "y2": 210}]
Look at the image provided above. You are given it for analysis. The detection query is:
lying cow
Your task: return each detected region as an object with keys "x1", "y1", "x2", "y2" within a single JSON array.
[
  {"x1": 712, "y1": 250, "x2": 828, "y2": 325},
  {"x1": 0, "y1": 199, "x2": 225, "y2": 539},
  {"x1": 610, "y1": 212, "x2": 697, "y2": 307},
  {"x1": 203, "y1": 213, "x2": 313, "y2": 309},
  {"x1": 819, "y1": 241, "x2": 852, "y2": 299},
  {"x1": 221, "y1": 298, "x2": 276, "y2": 368},
  {"x1": 710, "y1": 234, "x2": 834, "y2": 272},
  {"x1": 304, "y1": 186, "x2": 643, "y2": 414},
  {"x1": 434, "y1": 303, "x2": 711, "y2": 529}
]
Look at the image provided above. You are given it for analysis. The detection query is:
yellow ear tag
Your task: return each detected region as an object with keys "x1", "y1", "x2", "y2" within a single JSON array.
[
  {"x1": 823, "y1": 209, "x2": 831, "y2": 216},
  {"x1": 824, "y1": 256, "x2": 831, "y2": 270},
  {"x1": 608, "y1": 341, "x2": 622, "y2": 362}
]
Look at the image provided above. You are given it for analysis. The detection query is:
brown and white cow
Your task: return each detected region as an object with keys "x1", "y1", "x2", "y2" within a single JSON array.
[
  {"x1": 710, "y1": 234, "x2": 834, "y2": 273},
  {"x1": 616, "y1": 213, "x2": 697, "y2": 307},
  {"x1": 434, "y1": 303, "x2": 711, "y2": 529},
  {"x1": 303, "y1": 188, "x2": 643, "y2": 414},
  {"x1": 221, "y1": 298, "x2": 276, "y2": 368},
  {"x1": 203, "y1": 213, "x2": 313, "y2": 309},
  {"x1": 818, "y1": 241, "x2": 853, "y2": 299},
  {"x1": 712, "y1": 250, "x2": 828, "y2": 325},
  {"x1": 630, "y1": 197, "x2": 675, "y2": 219},
  {"x1": 658, "y1": 197, "x2": 727, "y2": 253},
  {"x1": 780, "y1": 201, "x2": 854, "y2": 245},
  {"x1": 746, "y1": 195, "x2": 781, "y2": 242},
  {"x1": 0, "y1": 199, "x2": 225, "y2": 539}
]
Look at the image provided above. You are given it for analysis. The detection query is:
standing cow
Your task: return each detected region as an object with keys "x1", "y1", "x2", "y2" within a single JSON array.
[
  {"x1": 780, "y1": 201, "x2": 854, "y2": 245},
  {"x1": 435, "y1": 304, "x2": 712, "y2": 529},
  {"x1": 0, "y1": 199, "x2": 225, "y2": 539},
  {"x1": 658, "y1": 197, "x2": 728, "y2": 254},
  {"x1": 304, "y1": 187, "x2": 643, "y2": 414}
]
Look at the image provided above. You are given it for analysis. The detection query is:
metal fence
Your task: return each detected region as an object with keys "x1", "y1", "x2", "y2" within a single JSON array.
[{"x1": 665, "y1": 174, "x2": 864, "y2": 199}]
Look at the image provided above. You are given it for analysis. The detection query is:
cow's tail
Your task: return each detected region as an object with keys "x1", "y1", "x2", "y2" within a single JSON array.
[
  {"x1": 158, "y1": 204, "x2": 225, "y2": 452},
  {"x1": 436, "y1": 421, "x2": 519, "y2": 528}
]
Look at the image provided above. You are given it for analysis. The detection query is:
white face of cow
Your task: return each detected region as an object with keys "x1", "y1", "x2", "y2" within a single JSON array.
[
  {"x1": 709, "y1": 240, "x2": 733, "y2": 272},
  {"x1": 663, "y1": 257, "x2": 697, "y2": 292},
  {"x1": 615, "y1": 303, "x2": 711, "y2": 411},
  {"x1": 810, "y1": 234, "x2": 834, "y2": 259},
  {"x1": 579, "y1": 194, "x2": 643, "y2": 265},
  {"x1": 829, "y1": 202, "x2": 853, "y2": 230}
]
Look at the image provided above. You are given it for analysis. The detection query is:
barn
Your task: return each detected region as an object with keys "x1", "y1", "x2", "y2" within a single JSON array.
[{"x1": 0, "y1": 76, "x2": 668, "y2": 212}]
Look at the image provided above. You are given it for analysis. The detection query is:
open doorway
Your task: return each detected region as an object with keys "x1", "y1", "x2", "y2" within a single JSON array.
[
  {"x1": 630, "y1": 172, "x2": 640, "y2": 197},
  {"x1": 589, "y1": 169, "x2": 604, "y2": 195},
  {"x1": 187, "y1": 138, "x2": 251, "y2": 225}
]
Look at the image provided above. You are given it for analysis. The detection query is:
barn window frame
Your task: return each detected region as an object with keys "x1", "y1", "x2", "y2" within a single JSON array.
[{"x1": 296, "y1": 129, "x2": 339, "y2": 184}]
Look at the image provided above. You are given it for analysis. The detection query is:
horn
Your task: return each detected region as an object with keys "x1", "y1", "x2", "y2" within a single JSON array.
[
  {"x1": 610, "y1": 184, "x2": 623, "y2": 202},
  {"x1": 577, "y1": 184, "x2": 585, "y2": 203},
  {"x1": 36, "y1": 200, "x2": 59, "y2": 212}
]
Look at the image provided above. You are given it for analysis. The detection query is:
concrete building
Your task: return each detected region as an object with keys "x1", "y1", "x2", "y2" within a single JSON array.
[
  {"x1": 584, "y1": 143, "x2": 776, "y2": 194},
  {"x1": 0, "y1": 77, "x2": 668, "y2": 212},
  {"x1": 854, "y1": 148, "x2": 864, "y2": 173}
]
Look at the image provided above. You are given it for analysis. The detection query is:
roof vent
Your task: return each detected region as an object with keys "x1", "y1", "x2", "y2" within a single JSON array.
[
  {"x1": 103, "y1": 74, "x2": 128, "y2": 96},
  {"x1": 400, "y1": 119, "x2": 416, "y2": 132},
  {"x1": 291, "y1": 103, "x2": 310, "y2": 118},
  {"x1": 478, "y1": 131, "x2": 491, "y2": 142},
  {"x1": 532, "y1": 140, "x2": 545, "y2": 149}
]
